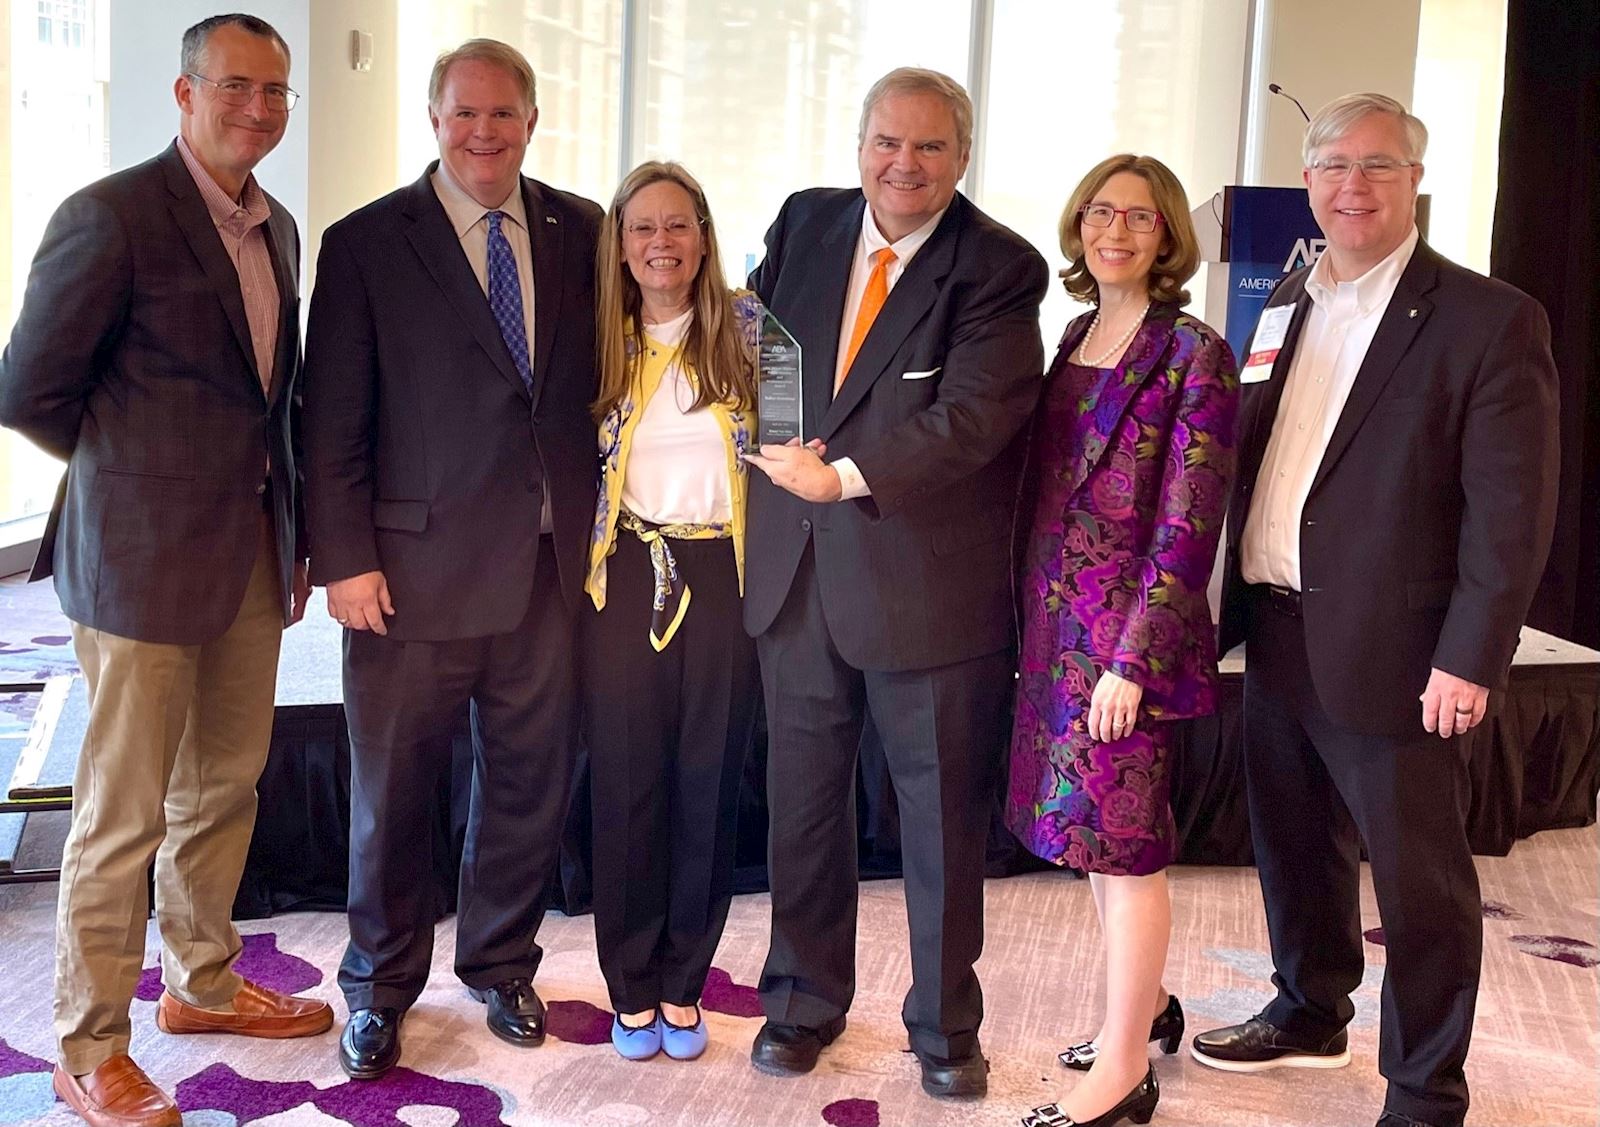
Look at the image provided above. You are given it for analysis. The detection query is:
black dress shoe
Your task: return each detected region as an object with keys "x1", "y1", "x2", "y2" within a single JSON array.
[
  {"x1": 913, "y1": 1042, "x2": 989, "y2": 1098},
  {"x1": 339, "y1": 1007, "x2": 401, "y2": 1080},
  {"x1": 1190, "y1": 1014, "x2": 1349, "y2": 1072},
  {"x1": 1059, "y1": 995, "x2": 1185, "y2": 1071},
  {"x1": 469, "y1": 978, "x2": 546, "y2": 1047},
  {"x1": 1023, "y1": 1065, "x2": 1158, "y2": 1127},
  {"x1": 749, "y1": 1016, "x2": 846, "y2": 1075}
]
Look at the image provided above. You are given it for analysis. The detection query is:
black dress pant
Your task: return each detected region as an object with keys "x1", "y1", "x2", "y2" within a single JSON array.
[
  {"x1": 756, "y1": 545, "x2": 1011, "y2": 1060},
  {"x1": 580, "y1": 533, "x2": 758, "y2": 1013},
  {"x1": 1244, "y1": 592, "x2": 1481, "y2": 1127},
  {"x1": 338, "y1": 537, "x2": 579, "y2": 1013}
]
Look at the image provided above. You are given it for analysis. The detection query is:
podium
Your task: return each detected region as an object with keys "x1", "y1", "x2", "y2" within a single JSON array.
[{"x1": 1191, "y1": 185, "x2": 1430, "y2": 361}]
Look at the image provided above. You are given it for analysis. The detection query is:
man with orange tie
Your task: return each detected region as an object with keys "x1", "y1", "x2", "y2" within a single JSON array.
[{"x1": 741, "y1": 67, "x2": 1047, "y2": 1099}]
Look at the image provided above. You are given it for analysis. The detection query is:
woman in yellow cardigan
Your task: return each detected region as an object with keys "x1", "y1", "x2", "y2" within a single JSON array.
[{"x1": 583, "y1": 161, "x2": 760, "y2": 1062}]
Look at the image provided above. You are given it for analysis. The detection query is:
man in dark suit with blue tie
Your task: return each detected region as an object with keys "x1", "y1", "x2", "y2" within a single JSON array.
[
  {"x1": 742, "y1": 67, "x2": 1047, "y2": 1098},
  {"x1": 302, "y1": 39, "x2": 600, "y2": 1079}
]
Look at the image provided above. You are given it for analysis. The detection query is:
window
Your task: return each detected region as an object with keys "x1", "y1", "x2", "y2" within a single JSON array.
[
  {"x1": 2, "y1": 1, "x2": 108, "y2": 531},
  {"x1": 637, "y1": 0, "x2": 972, "y2": 280},
  {"x1": 1412, "y1": 0, "x2": 1506, "y2": 273},
  {"x1": 35, "y1": 1, "x2": 88, "y2": 51},
  {"x1": 394, "y1": 2, "x2": 625, "y2": 206},
  {"x1": 983, "y1": 0, "x2": 1249, "y2": 338}
]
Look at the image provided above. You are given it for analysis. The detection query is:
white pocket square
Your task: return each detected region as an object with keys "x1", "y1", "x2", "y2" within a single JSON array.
[{"x1": 902, "y1": 367, "x2": 940, "y2": 380}]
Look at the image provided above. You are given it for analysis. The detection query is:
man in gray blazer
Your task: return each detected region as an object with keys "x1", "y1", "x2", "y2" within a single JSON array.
[{"x1": 0, "y1": 15, "x2": 330, "y2": 1127}]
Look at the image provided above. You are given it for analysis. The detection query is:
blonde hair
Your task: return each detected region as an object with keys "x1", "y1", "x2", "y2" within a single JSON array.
[
  {"x1": 1058, "y1": 154, "x2": 1200, "y2": 306},
  {"x1": 1303, "y1": 92, "x2": 1427, "y2": 166},
  {"x1": 428, "y1": 39, "x2": 536, "y2": 111},
  {"x1": 594, "y1": 161, "x2": 754, "y2": 420},
  {"x1": 858, "y1": 67, "x2": 973, "y2": 156}
]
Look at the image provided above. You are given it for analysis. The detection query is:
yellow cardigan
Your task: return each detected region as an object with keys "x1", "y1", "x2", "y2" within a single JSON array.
[{"x1": 585, "y1": 290, "x2": 762, "y2": 611}]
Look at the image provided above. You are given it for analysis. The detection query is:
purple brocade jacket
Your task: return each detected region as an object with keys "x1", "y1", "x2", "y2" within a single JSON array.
[{"x1": 1013, "y1": 301, "x2": 1241, "y2": 725}]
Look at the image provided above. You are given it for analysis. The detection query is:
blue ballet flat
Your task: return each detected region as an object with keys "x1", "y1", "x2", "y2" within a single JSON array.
[
  {"x1": 610, "y1": 1013, "x2": 662, "y2": 1061},
  {"x1": 660, "y1": 1005, "x2": 709, "y2": 1061}
]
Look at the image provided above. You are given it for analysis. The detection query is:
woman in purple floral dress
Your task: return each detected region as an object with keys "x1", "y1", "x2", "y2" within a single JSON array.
[{"x1": 1010, "y1": 156, "x2": 1238, "y2": 1127}]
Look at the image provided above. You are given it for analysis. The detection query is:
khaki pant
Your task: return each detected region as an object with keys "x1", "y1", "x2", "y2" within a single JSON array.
[{"x1": 54, "y1": 521, "x2": 285, "y2": 1074}]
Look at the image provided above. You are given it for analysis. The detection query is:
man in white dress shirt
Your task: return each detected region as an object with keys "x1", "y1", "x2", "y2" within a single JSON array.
[{"x1": 1194, "y1": 93, "x2": 1559, "y2": 1127}]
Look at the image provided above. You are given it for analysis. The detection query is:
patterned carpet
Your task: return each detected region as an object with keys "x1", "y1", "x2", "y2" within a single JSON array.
[{"x1": 0, "y1": 824, "x2": 1595, "y2": 1127}]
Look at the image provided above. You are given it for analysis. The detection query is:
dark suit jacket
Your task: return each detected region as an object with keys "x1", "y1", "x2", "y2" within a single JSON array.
[
  {"x1": 744, "y1": 188, "x2": 1048, "y2": 672},
  {"x1": 1218, "y1": 239, "x2": 1560, "y2": 735},
  {"x1": 0, "y1": 142, "x2": 302, "y2": 645},
  {"x1": 302, "y1": 164, "x2": 601, "y2": 641}
]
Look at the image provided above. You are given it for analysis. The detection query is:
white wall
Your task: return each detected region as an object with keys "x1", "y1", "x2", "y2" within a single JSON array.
[
  {"x1": 306, "y1": 1, "x2": 398, "y2": 277},
  {"x1": 1253, "y1": 0, "x2": 1422, "y2": 185}
]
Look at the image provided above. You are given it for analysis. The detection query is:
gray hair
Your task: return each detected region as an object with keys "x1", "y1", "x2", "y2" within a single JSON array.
[
  {"x1": 1303, "y1": 92, "x2": 1428, "y2": 166},
  {"x1": 180, "y1": 14, "x2": 291, "y2": 75},
  {"x1": 858, "y1": 67, "x2": 973, "y2": 156},
  {"x1": 429, "y1": 38, "x2": 537, "y2": 112}
]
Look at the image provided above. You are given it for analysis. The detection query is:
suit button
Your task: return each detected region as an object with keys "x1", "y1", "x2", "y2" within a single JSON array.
[
  {"x1": 254, "y1": 482, "x2": 267, "y2": 495},
  {"x1": 800, "y1": 519, "x2": 812, "y2": 532}
]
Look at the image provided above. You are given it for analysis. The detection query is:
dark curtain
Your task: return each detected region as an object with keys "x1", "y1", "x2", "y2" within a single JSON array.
[
  {"x1": 1491, "y1": 0, "x2": 1600, "y2": 645},
  {"x1": 233, "y1": 661, "x2": 1600, "y2": 919}
]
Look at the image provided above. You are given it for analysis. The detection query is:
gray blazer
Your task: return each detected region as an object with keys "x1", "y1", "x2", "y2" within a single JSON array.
[{"x1": 0, "y1": 141, "x2": 303, "y2": 644}]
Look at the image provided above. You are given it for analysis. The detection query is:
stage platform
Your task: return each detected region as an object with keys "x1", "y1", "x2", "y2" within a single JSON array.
[{"x1": 3, "y1": 584, "x2": 1598, "y2": 910}]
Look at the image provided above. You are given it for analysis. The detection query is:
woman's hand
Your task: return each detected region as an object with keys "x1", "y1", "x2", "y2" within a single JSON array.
[{"x1": 1087, "y1": 669, "x2": 1143, "y2": 743}]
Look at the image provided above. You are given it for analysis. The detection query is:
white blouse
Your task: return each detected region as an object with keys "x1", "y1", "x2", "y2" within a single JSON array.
[{"x1": 619, "y1": 309, "x2": 732, "y2": 525}]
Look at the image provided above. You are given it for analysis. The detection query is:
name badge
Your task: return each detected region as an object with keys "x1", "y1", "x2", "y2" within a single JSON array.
[{"x1": 1240, "y1": 303, "x2": 1294, "y2": 384}]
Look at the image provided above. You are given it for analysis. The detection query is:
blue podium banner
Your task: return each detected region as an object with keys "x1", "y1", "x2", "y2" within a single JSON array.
[{"x1": 1222, "y1": 187, "x2": 1323, "y2": 361}]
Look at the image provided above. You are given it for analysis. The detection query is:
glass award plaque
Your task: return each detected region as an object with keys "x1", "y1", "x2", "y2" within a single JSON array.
[{"x1": 756, "y1": 306, "x2": 803, "y2": 446}]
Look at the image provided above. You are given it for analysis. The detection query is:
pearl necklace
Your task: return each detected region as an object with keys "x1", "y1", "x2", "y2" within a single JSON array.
[{"x1": 1076, "y1": 300, "x2": 1150, "y2": 367}]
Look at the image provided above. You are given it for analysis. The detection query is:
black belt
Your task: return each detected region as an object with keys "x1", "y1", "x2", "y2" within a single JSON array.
[{"x1": 1256, "y1": 583, "x2": 1302, "y2": 617}]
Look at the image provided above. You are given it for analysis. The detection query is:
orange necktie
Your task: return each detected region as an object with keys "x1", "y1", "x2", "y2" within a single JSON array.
[{"x1": 838, "y1": 247, "x2": 897, "y2": 392}]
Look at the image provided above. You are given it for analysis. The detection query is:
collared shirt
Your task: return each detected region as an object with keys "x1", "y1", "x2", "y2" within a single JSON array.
[
  {"x1": 830, "y1": 203, "x2": 949, "y2": 499},
  {"x1": 177, "y1": 135, "x2": 279, "y2": 392},
  {"x1": 1239, "y1": 225, "x2": 1420, "y2": 589},
  {"x1": 430, "y1": 162, "x2": 537, "y2": 357},
  {"x1": 429, "y1": 163, "x2": 549, "y2": 531}
]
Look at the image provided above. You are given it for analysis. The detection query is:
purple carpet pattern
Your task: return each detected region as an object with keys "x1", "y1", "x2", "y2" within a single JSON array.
[
  {"x1": 176, "y1": 1063, "x2": 511, "y2": 1126},
  {"x1": 136, "y1": 932, "x2": 324, "y2": 1002},
  {"x1": 0, "y1": 581, "x2": 78, "y2": 681},
  {"x1": 0, "y1": 1039, "x2": 51, "y2": 1079}
]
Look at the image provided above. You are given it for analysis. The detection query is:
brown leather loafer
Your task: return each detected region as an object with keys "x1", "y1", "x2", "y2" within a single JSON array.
[
  {"x1": 53, "y1": 1056, "x2": 180, "y2": 1127},
  {"x1": 156, "y1": 979, "x2": 334, "y2": 1038}
]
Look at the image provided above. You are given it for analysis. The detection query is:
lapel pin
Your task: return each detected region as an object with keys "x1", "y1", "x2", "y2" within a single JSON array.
[
  {"x1": 1408, "y1": 308, "x2": 1418, "y2": 318},
  {"x1": 545, "y1": 216, "x2": 558, "y2": 225}
]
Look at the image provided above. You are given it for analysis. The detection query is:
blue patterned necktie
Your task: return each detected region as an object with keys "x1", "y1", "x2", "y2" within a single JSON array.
[{"x1": 485, "y1": 210, "x2": 533, "y2": 392}]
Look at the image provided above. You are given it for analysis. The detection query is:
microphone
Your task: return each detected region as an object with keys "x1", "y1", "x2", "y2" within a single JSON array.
[{"x1": 1269, "y1": 83, "x2": 1311, "y2": 123}]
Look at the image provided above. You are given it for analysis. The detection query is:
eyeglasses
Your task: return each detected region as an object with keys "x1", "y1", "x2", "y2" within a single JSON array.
[
  {"x1": 623, "y1": 219, "x2": 703, "y2": 240},
  {"x1": 186, "y1": 73, "x2": 299, "y2": 112},
  {"x1": 1078, "y1": 204, "x2": 1164, "y2": 233},
  {"x1": 1306, "y1": 156, "x2": 1419, "y2": 182}
]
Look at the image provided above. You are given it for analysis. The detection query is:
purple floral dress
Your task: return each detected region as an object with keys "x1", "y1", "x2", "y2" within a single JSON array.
[{"x1": 1005, "y1": 304, "x2": 1238, "y2": 875}]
